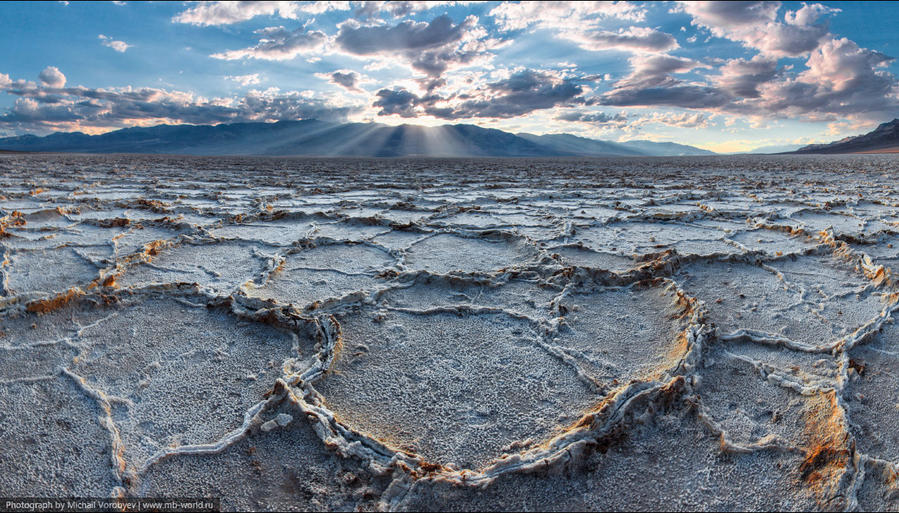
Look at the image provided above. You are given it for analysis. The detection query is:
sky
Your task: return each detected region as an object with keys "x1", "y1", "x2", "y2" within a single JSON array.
[{"x1": 1, "y1": 1, "x2": 898, "y2": 152}]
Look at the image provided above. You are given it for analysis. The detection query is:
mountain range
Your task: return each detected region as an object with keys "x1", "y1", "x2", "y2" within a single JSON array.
[
  {"x1": 791, "y1": 119, "x2": 899, "y2": 154},
  {"x1": 0, "y1": 120, "x2": 715, "y2": 157}
]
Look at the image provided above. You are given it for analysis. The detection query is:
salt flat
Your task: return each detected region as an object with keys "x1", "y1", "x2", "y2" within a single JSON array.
[{"x1": 1, "y1": 154, "x2": 899, "y2": 511}]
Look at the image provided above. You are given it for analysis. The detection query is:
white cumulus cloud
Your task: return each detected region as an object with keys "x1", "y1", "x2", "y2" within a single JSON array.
[
  {"x1": 172, "y1": 1, "x2": 350, "y2": 26},
  {"x1": 99, "y1": 35, "x2": 130, "y2": 53},
  {"x1": 38, "y1": 66, "x2": 66, "y2": 88},
  {"x1": 226, "y1": 73, "x2": 262, "y2": 86}
]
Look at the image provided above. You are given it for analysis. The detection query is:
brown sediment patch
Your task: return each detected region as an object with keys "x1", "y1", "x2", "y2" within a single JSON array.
[
  {"x1": 0, "y1": 210, "x2": 26, "y2": 237},
  {"x1": 325, "y1": 315, "x2": 344, "y2": 373},
  {"x1": 270, "y1": 258, "x2": 286, "y2": 276},
  {"x1": 664, "y1": 332, "x2": 692, "y2": 367},
  {"x1": 113, "y1": 239, "x2": 174, "y2": 267},
  {"x1": 798, "y1": 391, "x2": 854, "y2": 508},
  {"x1": 135, "y1": 198, "x2": 170, "y2": 213},
  {"x1": 26, "y1": 287, "x2": 84, "y2": 314},
  {"x1": 143, "y1": 239, "x2": 168, "y2": 258},
  {"x1": 97, "y1": 217, "x2": 131, "y2": 228},
  {"x1": 100, "y1": 274, "x2": 118, "y2": 288},
  {"x1": 412, "y1": 460, "x2": 451, "y2": 478}
]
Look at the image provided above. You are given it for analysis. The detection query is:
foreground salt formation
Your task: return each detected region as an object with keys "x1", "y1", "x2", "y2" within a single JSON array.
[{"x1": 1, "y1": 154, "x2": 899, "y2": 511}]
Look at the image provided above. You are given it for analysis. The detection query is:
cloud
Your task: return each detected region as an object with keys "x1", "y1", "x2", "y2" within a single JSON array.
[
  {"x1": 785, "y1": 2, "x2": 838, "y2": 27},
  {"x1": 98, "y1": 35, "x2": 130, "y2": 53},
  {"x1": 613, "y1": 54, "x2": 704, "y2": 89},
  {"x1": 379, "y1": 1, "x2": 455, "y2": 18},
  {"x1": 408, "y1": 43, "x2": 488, "y2": 80},
  {"x1": 38, "y1": 66, "x2": 66, "y2": 88},
  {"x1": 321, "y1": 70, "x2": 364, "y2": 92},
  {"x1": 373, "y1": 88, "x2": 420, "y2": 117},
  {"x1": 749, "y1": 37, "x2": 898, "y2": 117},
  {"x1": 337, "y1": 14, "x2": 471, "y2": 54},
  {"x1": 801, "y1": 37, "x2": 892, "y2": 93},
  {"x1": 350, "y1": 1, "x2": 376, "y2": 19},
  {"x1": 712, "y1": 56, "x2": 779, "y2": 98},
  {"x1": 7, "y1": 1, "x2": 898, "y2": 136},
  {"x1": 556, "y1": 111, "x2": 629, "y2": 127},
  {"x1": 226, "y1": 73, "x2": 261, "y2": 86},
  {"x1": 489, "y1": 1, "x2": 669, "y2": 56},
  {"x1": 599, "y1": 54, "x2": 732, "y2": 109},
  {"x1": 601, "y1": 86, "x2": 732, "y2": 109},
  {"x1": 557, "y1": 110, "x2": 711, "y2": 134},
  {"x1": 638, "y1": 111, "x2": 710, "y2": 128},
  {"x1": 350, "y1": 1, "x2": 474, "y2": 20},
  {"x1": 591, "y1": 27, "x2": 899, "y2": 122},
  {"x1": 562, "y1": 27, "x2": 678, "y2": 53},
  {"x1": 675, "y1": 3, "x2": 899, "y2": 120},
  {"x1": 211, "y1": 26, "x2": 327, "y2": 60},
  {"x1": 238, "y1": 88, "x2": 359, "y2": 122},
  {"x1": 0, "y1": 71, "x2": 359, "y2": 133},
  {"x1": 303, "y1": 1, "x2": 353, "y2": 15},
  {"x1": 374, "y1": 69, "x2": 588, "y2": 119},
  {"x1": 678, "y1": 1, "x2": 838, "y2": 57},
  {"x1": 490, "y1": 1, "x2": 646, "y2": 32},
  {"x1": 336, "y1": 14, "x2": 490, "y2": 78},
  {"x1": 559, "y1": 110, "x2": 710, "y2": 131},
  {"x1": 437, "y1": 70, "x2": 587, "y2": 118},
  {"x1": 172, "y1": 1, "x2": 350, "y2": 26}
]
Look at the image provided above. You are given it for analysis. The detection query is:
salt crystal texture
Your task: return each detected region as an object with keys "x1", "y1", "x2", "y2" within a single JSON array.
[{"x1": 1, "y1": 154, "x2": 898, "y2": 511}]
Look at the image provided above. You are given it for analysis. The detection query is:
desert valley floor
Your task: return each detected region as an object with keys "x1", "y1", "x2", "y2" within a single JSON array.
[{"x1": 1, "y1": 154, "x2": 899, "y2": 511}]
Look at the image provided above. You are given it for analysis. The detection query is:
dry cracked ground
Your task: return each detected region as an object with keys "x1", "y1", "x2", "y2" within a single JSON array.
[{"x1": 1, "y1": 154, "x2": 899, "y2": 511}]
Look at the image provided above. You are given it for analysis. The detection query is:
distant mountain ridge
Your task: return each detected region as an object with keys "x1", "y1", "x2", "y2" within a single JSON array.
[
  {"x1": 0, "y1": 120, "x2": 714, "y2": 157},
  {"x1": 792, "y1": 119, "x2": 899, "y2": 154}
]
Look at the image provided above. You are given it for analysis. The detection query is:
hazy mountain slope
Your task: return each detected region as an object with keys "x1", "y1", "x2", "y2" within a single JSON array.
[
  {"x1": 744, "y1": 144, "x2": 803, "y2": 154},
  {"x1": 792, "y1": 119, "x2": 899, "y2": 154},
  {"x1": 619, "y1": 139, "x2": 716, "y2": 156},
  {"x1": 516, "y1": 133, "x2": 645, "y2": 156},
  {"x1": 0, "y1": 121, "x2": 714, "y2": 157}
]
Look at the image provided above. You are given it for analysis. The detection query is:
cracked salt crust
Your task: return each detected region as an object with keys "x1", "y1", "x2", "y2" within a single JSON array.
[{"x1": 2, "y1": 154, "x2": 899, "y2": 510}]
